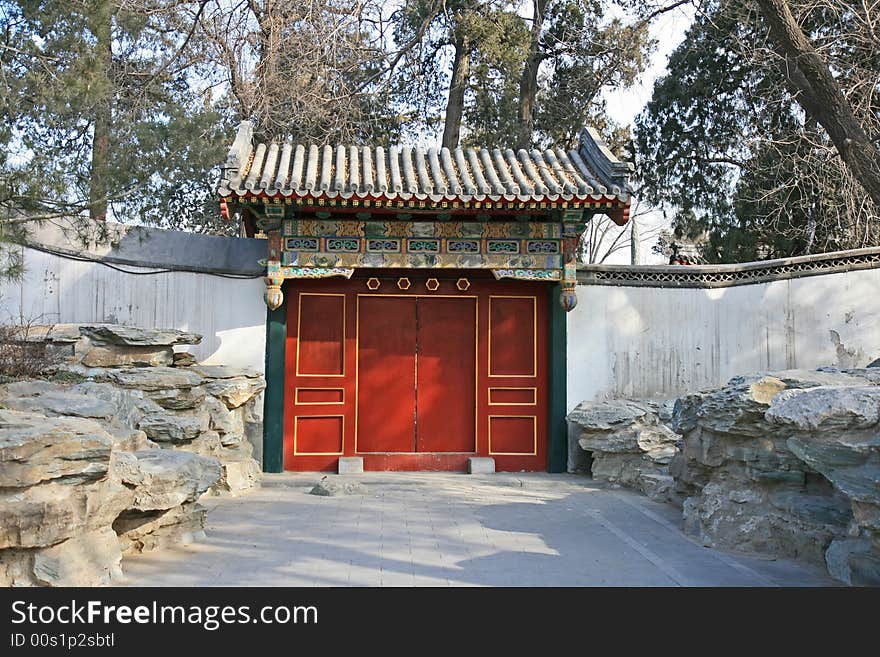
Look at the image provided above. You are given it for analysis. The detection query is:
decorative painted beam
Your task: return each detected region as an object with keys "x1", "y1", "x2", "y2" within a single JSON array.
[
  {"x1": 260, "y1": 216, "x2": 597, "y2": 312},
  {"x1": 263, "y1": 263, "x2": 354, "y2": 309},
  {"x1": 492, "y1": 269, "x2": 561, "y2": 281},
  {"x1": 559, "y1": 217, "x2": 588, "y2": 312},
  {"x1": 280, "y1": 267, "x2": 355, "y2": 279}
]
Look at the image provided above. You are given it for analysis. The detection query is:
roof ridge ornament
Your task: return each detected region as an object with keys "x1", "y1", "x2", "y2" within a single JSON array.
[
  {"x1": 577, "y1": 127, "x2": 634, "y2": 196},
  {"x1": 225, "y1": 120, "x2": 254, "y2": 170}
]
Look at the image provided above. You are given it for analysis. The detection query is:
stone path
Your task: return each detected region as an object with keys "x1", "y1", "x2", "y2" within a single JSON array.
[{"x1": 118, "y1": 473, "x2": 834, "y2": 587}]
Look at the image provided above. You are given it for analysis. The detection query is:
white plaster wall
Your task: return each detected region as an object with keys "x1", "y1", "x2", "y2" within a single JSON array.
[
  {"x1": 0, "y1": 246, "x2": 267, "y2": 371},
  {"x1": 567, "y1": 268, "x2": 880, "y2": 410},
  {"x1": 5, "y1": 245, "x2": 879, "y2": 404}
]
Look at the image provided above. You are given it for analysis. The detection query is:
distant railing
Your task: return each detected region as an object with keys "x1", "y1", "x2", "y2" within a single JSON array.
[{"x1": 577, "y1": 247, "x2": 880, "y2": 288}]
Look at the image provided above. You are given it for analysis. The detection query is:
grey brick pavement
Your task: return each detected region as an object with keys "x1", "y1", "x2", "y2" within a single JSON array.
[{"x1": 118, "y1": 473, "x2": 834, "y2": 587}]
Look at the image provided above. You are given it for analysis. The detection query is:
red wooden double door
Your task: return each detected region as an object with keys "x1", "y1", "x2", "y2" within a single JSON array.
[{"x1": 283, "y1": 271, "x2": 548, "y2": 471}]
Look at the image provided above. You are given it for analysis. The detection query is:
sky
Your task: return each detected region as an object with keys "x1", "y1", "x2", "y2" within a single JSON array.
[{"x1": 605, "y1": 7, "x2": 695, "y2": 127}]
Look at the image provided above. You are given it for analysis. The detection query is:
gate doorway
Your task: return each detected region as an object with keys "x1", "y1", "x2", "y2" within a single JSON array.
[{"x1": 283, "y1": 271, "x2": 548, "y2": 471}]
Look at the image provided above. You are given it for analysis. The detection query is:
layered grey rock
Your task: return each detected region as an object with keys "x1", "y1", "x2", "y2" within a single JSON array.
[
  {"x1": 668, "y1": 367, "x2": 880, "y2": 584},
  {"x1": 202, "y1": 395, "x2": 242, "y2": 438},
  {"x1": 204, "y1": 377, "x2": 266, "y2": 409},
  {"x1": 174, "y1": 430, "x2": 223, "y2": 457},
  {"x1": 32, "y1": 527, "x2": 124, "y2": 586},
  {"x1": 825, "y1": 538, "x2": 880, "y2": 586},
  {"x1": 11, "y1": 325, "x2": 265, "y2": 496},
  {"x1": 215, "y1": 459, "x2": 262, "y2": 494},
  {"x1": 672, "y1": 375, "x2": 788, "y2": 437},
  {"x1": 79, "y1": 325, "x2": 202, "y2": 347},
  {"x1": 764, "y1": 383, "x2": 880, "y2": 585},
  {"x1": 772, "y1": 368, "x2": 875, "y2": 389},
  {"x1": 568, "y1": 399, "x2": 679, "y2": 502},
  {"x1": 0, "y1": 381, "x2": 118, "y2": 420},
  {"x1": 310, "y1": 479, "x2": 367, "y2": 496},
  {"x1": 148, "y1": 386, "x2": 207, "y2": 410},
  {"x1": 20, "y1": 324, "x2": 202, "y2": 373},
  {"x1": 0, "y1": 409, "x2": 222, "y2": 587},
  {"x1": 680, "y1": 478, "x2": 851, "y2": 563},
  {"x1": 81, "y1": 346, "x2": 173, "y2": 368},
  {"x1": 0, "y1": 323, "x2": 260, "y2": 586},
  {"x1": 114, "y1": 503, "x2": 208, "y2": 556},
  {"x1": 0, "y1": 410, "x2": 114, "y2": 487},
  {"x1": 0, "y1": 411, "x2": 135, "y2": 586},
  {"x1": 190, "y1": 365, "x2": 262, "y2": 380},
  {"x1": 114, "y1": 450, "x2": 221, "y2": 511},
  {"x1": 21, "y1": 324, "x2": 83, "y2": 344},
  {"x1": 107, "y1": 367, "x2": 203, "y2": 391},
  {"x1": 0, "y1": 477, "x2": 134, "y2": 550},
  {"x1": 137, "y1": 412, "x2": 205, "y2": 443},
  {"x1": 767, "y1": 385, "x2": 880, "y2": 432},
  {"x1": 172, "y1": 351, "x2": 197, "y2": 367}
]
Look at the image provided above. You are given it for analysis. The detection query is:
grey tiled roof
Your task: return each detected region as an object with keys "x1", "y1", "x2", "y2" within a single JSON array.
[{"x1": 218, "y1": 121, "x2": 633, "y2": 205}]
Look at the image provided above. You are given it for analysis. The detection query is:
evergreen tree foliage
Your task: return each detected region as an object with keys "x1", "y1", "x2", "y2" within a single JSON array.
[
  {"x1": 635, "y1": 0, "x2": 879, "y2": 262},
  {"x1": 0, "y1": 1, "x2": 229, "y2": 233}
]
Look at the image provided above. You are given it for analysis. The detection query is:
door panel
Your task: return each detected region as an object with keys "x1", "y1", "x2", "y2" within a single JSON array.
[
  {"x1": 416, "y1": 297, "x2": 476, "y2": 453},
  {"x1": 295, "y1": 388, "x2": 345, "y2": 404},
  {"x1": 488, "y1": 416, "x2": 537, "y2": 455},
  {"x1": 296, "y1": 294, "x2": 346, "y2": 376},
  {"x1": 356, "y1": 296, "x2": 417, "y2": 453},
  {"x1": 295, "y1": 415, "x2": 344, "y2": 455},
  {"x1": 489, "y1": 296, "x2": 536, "y2": 377}
]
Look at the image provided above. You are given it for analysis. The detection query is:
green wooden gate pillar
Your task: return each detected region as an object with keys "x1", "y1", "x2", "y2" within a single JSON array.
[
  {"x1": 547, "y1": 283, "x2": 568, "y2": 473},
  {"x1": 262, "y1": 293, "x2": 287, "y2": 473}
]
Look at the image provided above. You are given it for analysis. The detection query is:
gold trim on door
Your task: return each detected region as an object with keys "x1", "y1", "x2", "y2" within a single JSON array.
[
  {"x1": 293, "y1": 414, "x2": 345, "y2": 455},
  {"x1": 487, "y1": 295, "x2": 537, "y2": 378},
  {"x1": 294, "y1": 387, "x2": 345, "y2": 405},
  {"x1": 488, "y1": 415, "x2": 537, "y2": 456},
  {"x1": 488, "y1": 387, "x2": 537, "y2": 406},
  {"x1": 295, "y1": 292, "x2": 346, "y2": 377}
]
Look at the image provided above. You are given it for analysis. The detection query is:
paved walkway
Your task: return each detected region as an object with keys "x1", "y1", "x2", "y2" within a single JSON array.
[{"x1": 119, "y1": 473, "x2": 834, "y2": 587}]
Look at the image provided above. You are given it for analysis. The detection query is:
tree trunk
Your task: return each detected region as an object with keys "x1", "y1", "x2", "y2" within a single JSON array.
[
  {"x1": 253, "y1": 2, "x2": 281, "y2": 133},
  {"x1": 516, "y1": 0, "x2": 549, "y2": 150},
  {"x1": 442, "y1": 32, "x2": 470, "y2": 149},
  {"x1": 88, "y1": 1, "x2": 113, "y2": 222},
  {"x1": 755, "y1": 0, "x2": 880, "y2": 207},
  {"x1": 630, "y1": 217, "x2": 640, "y2": 265}
]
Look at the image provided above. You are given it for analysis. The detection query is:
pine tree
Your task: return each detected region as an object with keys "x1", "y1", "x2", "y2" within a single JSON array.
[{"x1": 0, "y1": 0, "x2": 229, "y2": 233}]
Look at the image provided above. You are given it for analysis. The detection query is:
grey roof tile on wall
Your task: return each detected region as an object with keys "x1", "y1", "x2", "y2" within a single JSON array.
[{"x1": 218, "y1": 122, "x2": 634, "y2": 205}]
